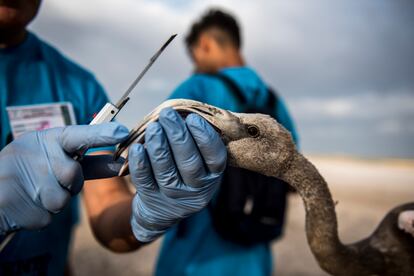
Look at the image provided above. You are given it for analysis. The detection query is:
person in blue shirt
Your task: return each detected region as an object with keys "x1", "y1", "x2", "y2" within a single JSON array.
[
  {"x1": 155, "y1": 9, "x2": 299, "y2": 276},
  {"x1": 0, "y1": 1, "x2": 227, "y2": 275}
]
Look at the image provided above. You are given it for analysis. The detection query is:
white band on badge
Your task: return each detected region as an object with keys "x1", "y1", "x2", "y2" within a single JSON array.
[{"x1": 6, "y1": 102, "x2": 77, "y2": 139}]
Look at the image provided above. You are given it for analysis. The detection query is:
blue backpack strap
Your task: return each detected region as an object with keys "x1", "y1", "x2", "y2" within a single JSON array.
[
  {"x1": 207, "y1": 73, "x2": 247, "y2": 105},
  {"x1": 265, "y1": 87, "x2": 279, "y2": 116},
  {"x1": 209, "y1": 72, "x2": 279, "y2": 118}
]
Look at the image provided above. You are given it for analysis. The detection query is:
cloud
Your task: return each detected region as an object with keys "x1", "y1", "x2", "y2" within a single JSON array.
[
  {"x1": 289, "y1": 90, "x2": 414, "y2": 158},
  {"x1": 29, "y1": 0, "x2": 414, "y2": 158},
  {"x1": 290, "y1": 90, "x2": 414, "y2": 121},
  {"x1": 290, "y1": 97, "x2": 355, "y2": 119}
]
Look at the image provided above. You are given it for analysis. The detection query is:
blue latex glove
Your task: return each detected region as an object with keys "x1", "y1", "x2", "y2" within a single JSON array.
[
  {"x1": 0, "y1": 123, "x2": 129, "y2": 234},
  {"x1": 129, "y1": 108, "x2": 227, "y2": 242}
]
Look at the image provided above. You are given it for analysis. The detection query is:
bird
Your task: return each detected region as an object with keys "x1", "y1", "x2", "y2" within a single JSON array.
[{"x1": 115, "y1": 99, "x2": 414, "y2": 276}]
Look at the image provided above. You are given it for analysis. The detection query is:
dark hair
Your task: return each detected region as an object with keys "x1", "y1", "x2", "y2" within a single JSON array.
[{"x1": 185, "y1": 9, "x2": 241, "y2": 50}]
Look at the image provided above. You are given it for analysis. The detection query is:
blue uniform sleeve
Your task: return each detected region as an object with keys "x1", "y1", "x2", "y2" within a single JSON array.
[{"x1": 275, "y1": 98, "x2": 299, "y2": 147}]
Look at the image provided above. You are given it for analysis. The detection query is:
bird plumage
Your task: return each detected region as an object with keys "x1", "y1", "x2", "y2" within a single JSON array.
[{"x1": 116, "y1": 99, "x2": 414, "y2": 276}]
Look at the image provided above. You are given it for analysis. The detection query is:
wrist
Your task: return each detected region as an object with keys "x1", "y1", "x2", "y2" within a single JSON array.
[{"x1": 130, "y1": 217, "x2": 166, "y2": 243}]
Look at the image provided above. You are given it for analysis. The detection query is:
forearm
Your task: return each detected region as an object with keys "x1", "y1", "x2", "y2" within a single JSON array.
[
  {"x1": 83, "y1": 176, "x2": 142, "y2": 252},
  {"x1": 89, "y1": 194, "x2": 141, "y2": 252}
]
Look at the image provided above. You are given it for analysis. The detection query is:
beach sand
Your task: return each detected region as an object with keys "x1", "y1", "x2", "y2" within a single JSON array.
[{"x1": 70, "y1": 156, "x2": 414, "y2": 276}]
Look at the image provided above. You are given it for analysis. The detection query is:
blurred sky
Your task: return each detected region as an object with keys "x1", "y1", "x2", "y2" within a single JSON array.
[{"x1": 30, "y1": 0, "x2": 414, "y2": 158}]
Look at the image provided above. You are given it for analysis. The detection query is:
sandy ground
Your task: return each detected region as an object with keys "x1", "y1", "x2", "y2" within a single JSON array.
[{"x1": 69, "y1": 156, "x2": 414, "y2": 276}]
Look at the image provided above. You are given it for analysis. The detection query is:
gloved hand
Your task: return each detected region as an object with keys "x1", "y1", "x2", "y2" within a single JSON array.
[
  {"x1": 129, "y1": 108, "x2": 227, "y2": 242},
  {"x1": 0, "y1": 123, "x2": 129, "y2": 234}
]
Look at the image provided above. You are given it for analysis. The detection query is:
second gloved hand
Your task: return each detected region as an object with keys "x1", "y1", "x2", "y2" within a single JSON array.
[
  {"x1": 129, "y1": 108, "x2": 227, "y2": 242},
  {"x1": 0, "y1": 123, "x2": 129, "y2": 234}
]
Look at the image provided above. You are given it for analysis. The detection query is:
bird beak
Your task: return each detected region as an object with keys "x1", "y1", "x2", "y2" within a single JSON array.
[{"x1": 114, "y1": 99, "x2": 237, "y2": 176}]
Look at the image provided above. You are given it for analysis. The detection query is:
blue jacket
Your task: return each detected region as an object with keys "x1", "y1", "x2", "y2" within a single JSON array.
[
  {"x1": 0, "y1": 32, "x2": 109, "y2": 275},
  {"x1": 156, "y1": 67, "x2": 298, "y2": 276}
]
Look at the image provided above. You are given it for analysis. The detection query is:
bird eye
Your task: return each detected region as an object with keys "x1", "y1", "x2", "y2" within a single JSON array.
[{"x1": 247, "y1": 125, "x2": 260, "y2": 138}]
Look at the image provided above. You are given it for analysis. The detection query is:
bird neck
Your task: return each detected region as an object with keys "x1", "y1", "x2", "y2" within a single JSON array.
[{"x1": 280, "y1": 152, "x2": 372, "y2": 275}]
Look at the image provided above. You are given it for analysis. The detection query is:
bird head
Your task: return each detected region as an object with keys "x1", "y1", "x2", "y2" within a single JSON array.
[
  {"x1": 194, "y1": 106, "x2": 296, "y2": 178},
  {"x1": 116, "y1": 99, "x2": 297, "y2": 178}
]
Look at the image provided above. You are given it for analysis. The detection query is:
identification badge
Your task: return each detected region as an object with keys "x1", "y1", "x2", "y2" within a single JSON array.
[{"x1": 6, "y1": 102, "x2": 77, "y2": 139}]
